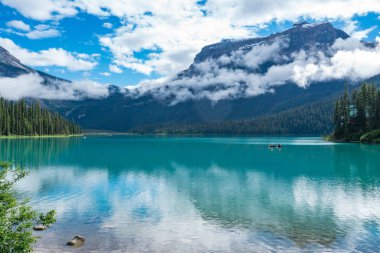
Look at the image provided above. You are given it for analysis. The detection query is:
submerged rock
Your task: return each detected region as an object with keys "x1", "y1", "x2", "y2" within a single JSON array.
[
  {"x1": 67, "y1": 235, "x2": 85, "y2": 247},
  {"x1": 33, "y1": 225, "x2": 47, "y2": 231}
]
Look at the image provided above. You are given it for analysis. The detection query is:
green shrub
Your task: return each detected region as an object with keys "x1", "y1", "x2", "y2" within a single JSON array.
[
  {"x1": 343, "y1": 132, "x2": 362, "y2": 142},
  {"x1": 0, "y1": 162, "x2": 56, "y2": 253},
  {"x1": 360, "y1": 129, "x2": 380, "y2": 143}
]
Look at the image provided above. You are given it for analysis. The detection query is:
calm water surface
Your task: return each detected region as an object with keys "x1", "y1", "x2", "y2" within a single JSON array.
[{"x1": 1, "y1": 136, "x2": 380, "y2": 253}]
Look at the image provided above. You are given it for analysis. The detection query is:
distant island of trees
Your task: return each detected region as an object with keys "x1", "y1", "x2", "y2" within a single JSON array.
[
  {"x1": 330, "y1": 83, "x2": 380, "y2": 143},
  {"x1": 0, "y1": 98, "x2": 81, "y2": 136}
]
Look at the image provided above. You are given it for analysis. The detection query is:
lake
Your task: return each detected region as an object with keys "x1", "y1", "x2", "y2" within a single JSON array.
[{"x1": 1, "y1": 136, "x2": 380, "y2": 252}]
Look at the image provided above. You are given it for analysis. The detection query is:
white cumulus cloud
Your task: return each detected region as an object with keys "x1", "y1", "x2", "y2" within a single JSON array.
[
  {"x1": 0, "y1": 0, "x2": 78, "y2": 20},
  {"x1": 3, "y1": 0, "x2": 380, "y2": 23},
  {"x1": 100, "y1": 72, "x2": 110, "y2": 76},
  {"x1": 0, "y1": 37, "x2": 97, "y2": 71},
  {"x1": 1, "y1": 0, "x2": 380, "y2": 79},
  {"x1": 3, "y1": 23, "x2": 61, "y2": 40},
  {"x1": 6, "y1": 20, "x2": 31, "y2": 31},
  {"x1": 205, "y1": 0, "x2": 380, "y2": 26},
  {"x1": 127, "y1": 37, "x2": 380, "y2": 103},
  {"x1": 109, "y1": 64, "x2": 123, "y2": 73},
  {"x1": 0, "y1": 74, "x2": 109, "y2": 100},
  {"x1": 99, "y1": 13, "x2": 250, "y2": 76},
  {"x1": 102, "y1": 22, "x2": 113, "y2": 29},
  {"x1": 351, "y1": 26, "x2": 377, "y2": 40},
  {"x1": 27, "y1": 24, "x2": 60, "y2": 39}
]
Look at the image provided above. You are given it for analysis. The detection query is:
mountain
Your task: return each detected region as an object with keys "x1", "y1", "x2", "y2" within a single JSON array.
[
  {"x1": 0, "y1": 46, "x2": 69, "y2": 84},
  {"x1": 43, "y1": 80, "x2": 344, "y2": 133},
  {"x1": 179, "y1": 22, "x2": 350, "y2": 78},
  {"x1": 1, "y1": 22, "x2": 379, "y2": 134}
]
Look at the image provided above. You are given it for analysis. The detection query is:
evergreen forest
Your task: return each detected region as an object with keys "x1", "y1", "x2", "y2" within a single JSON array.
[
  {"x1": 0, "y1": 98, "x2": 81, "y2": 136},
  {"x1": 332, "y1": 83, "x2": 380, "y2": 143}
]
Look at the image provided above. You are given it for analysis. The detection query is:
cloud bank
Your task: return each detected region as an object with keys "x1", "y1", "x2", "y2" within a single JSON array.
[
  {"x1": 205, "y1": 0, "x2": 380, "y2": 26},
  {"x1": 4, "y1": 21, "x2": 60, "y2": 39},
  {"x1": 6, "y1": 20, "x2": 31, "y2": 31},
  {"x1": 2, "y1": 0, "x2": 379, "y2": 78},
  {"x1": 3, "y1": 36, "x2": 377, "y2": 103},
  {"x1": 127, "y1": 37, "x2": 380, "y2": 103},
  {"x1": 1, "y1": 0, "x2": 379, "y2": 103},
  {"x1": 2, "y1": 0, "x2": 380, "y2": 22},
  {"x1": 0, "y1": 38, "x2": 97, "y2": 71},
  {"x1": 0, "y1": 74, "x2": 109, "y2": 100}
]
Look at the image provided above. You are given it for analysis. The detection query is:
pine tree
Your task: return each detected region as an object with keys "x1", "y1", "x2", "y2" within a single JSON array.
[
  {"x1": 332, "y1": 83, "x2": 380, "y2": 141},
  {"x1": 376, "y1": 89, "x2": 380, "y2": 129},
  {"x1": 341, "y1": 84, "x2": 351, "y2": 136},
  {"x1": 0, "y1": 98, "x2": 81, "y2": 136}
]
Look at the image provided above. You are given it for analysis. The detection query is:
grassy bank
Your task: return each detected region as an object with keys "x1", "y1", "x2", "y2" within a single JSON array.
[
  {"x1": 326, "y1": 129, "x2": 380, "y2": 144},
  {"x1": 0, "y1": 134, "x2": 83, "y2": 139}
]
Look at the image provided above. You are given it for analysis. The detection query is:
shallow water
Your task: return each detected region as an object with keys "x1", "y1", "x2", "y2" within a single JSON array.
[{"x1": 1, "y1": 136, "x2": 380, "y2": 252}]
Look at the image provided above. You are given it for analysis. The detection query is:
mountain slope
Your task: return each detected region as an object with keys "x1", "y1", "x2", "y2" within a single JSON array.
[
  {"x1": 140, "y1": 99, "x2": 336, "y2": 135},
  {"x1": 43, "y1": 80, "x2": 346, "y2": 132},
  {"x1": 1, "y1": 22, "x2": 379, "y2": 134},
  {"x1": 43, "y1": 22, "x2": 360, "y2": 132},
  {"x1": 0, "y1": 46, "x2": 69, "y2": 84},
  {"x1": 180, "y1": 22, "x2": 350, "y2": 78}
]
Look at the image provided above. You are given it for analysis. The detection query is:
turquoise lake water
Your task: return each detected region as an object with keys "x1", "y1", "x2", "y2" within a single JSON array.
[{"x1": 1, "y1": 136, "x2": 380, "y2": 252}]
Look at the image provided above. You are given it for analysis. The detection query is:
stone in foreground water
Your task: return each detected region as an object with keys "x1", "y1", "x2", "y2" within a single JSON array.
[
  {"x1": 67, "y1": 235, "x2": 85, "y2": 247},
  {"x1": 33, "y1": 225, "x2": 47, "y2": 231}
]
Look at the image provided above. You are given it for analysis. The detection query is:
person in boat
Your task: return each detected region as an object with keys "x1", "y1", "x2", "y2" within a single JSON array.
[{"x1": 268, "y1": 144, "x2": 282, "y2": 149}]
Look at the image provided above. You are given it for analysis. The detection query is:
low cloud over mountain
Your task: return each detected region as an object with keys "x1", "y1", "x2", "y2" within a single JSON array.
[
  {"x1": 1, "y1": 22, "x2": 379, "y2": 105},
  {"x1": 128, "y1": 23, "x2": 380, "y2": 104},
  {"x1": 0, "y1": 74, "x2": 108, "y2": 100},
  {"x1": 0, "y1": 45, "x2": 108, "y2": 100}
]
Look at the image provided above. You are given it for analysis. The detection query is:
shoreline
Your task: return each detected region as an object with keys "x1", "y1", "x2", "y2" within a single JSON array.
[
  {"x1": 86, "y1": 132, "x2": 380, "y2": 144},
  {"x1": 2, "y1": 133, "x2": 377, "y2": 143},
  {"x1": 0, "y1": 134, "x2": 84, "y2": 139},
  {"x1": 83, "y1": 132, "x2": 325, "y2": 138},
  {"x1": 324, "y1": 131, "x2": 380, "y2": 144}
]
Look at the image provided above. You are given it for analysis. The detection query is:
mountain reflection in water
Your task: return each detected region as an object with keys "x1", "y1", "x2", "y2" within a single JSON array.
[{"x1": 1, "y1": 136, "x2": 379, "y2": 252}]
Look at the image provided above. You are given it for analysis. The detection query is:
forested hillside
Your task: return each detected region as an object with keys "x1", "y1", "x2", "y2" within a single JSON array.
[
  {"x1": 41, "y1": 22, "x2": 355, "y2": 132},
  {"x1": 2, "y1": 22, "x2": 377, "y2": 135},
  {"x1": 332, "y1": 83, "x2": 380, "y2": 143},
  {"x1": 0, "y1": 98, "x2": 81, "y2": 136},
  {"x1": 132, "y1": 100, "x2": 335, "y2": 135}
]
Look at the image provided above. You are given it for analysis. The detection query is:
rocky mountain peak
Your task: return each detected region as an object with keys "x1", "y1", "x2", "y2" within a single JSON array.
[
  {"x1": 0, "y1": 46, "x2": 23, "y2": 67},
  {"x1": 0, "y1": 45, "x2": 69, "y2": 83},
  {"x1": 192, "y1": 22, "x2": 349, "y2": 65},
  {"x1": 0, "y1": 46, "x2": 32, "y2": 77}
]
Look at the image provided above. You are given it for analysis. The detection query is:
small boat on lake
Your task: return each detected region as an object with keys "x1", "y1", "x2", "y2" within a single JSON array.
[{"x1": 268, "y1": 144, "x2": 283, "y2": 149}]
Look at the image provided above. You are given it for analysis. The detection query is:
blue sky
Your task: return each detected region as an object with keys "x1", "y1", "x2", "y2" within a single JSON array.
[{"x1": 0, "y1": 0, "x2": 379, "y2": 86}]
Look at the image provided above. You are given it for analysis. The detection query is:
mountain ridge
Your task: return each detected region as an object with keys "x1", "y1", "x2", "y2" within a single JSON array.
[
  {"x1": 193, "y1": 22, "x2": 349, "y2": 63},
  {"x1": 178, "y1": 22, "x2": 351, "y2": 79},
  {"x1": 0, "y1": 45, "x2": 69, "y2": 83},
  {"x1": 1, "y1": 22, "x2": 379, "y2": 133}
]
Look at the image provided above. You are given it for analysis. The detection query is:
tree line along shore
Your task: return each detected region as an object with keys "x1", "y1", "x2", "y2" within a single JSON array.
[
  {"x1": 0, "y1": 98, "x2": 81, "y2": 137},
  {"x1": 0, "y1": 83, "x2": 379, "y2": 142},
  {"x1": 329, "y1": 83, "x2": 380, "y2": 143}
]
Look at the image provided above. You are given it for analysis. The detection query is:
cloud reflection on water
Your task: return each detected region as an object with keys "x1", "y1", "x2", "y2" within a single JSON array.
[{"x1": 1, "y1": 136, "x2": 379, "y2": 252}]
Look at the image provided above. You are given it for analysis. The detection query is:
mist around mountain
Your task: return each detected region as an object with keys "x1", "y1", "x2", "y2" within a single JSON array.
[
  {"x1": 1, "y1": 22, "x2": 380, "y2": 134},
  {"x1": 0, "y1": 46, "x2": 108, "y2": 100}
]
